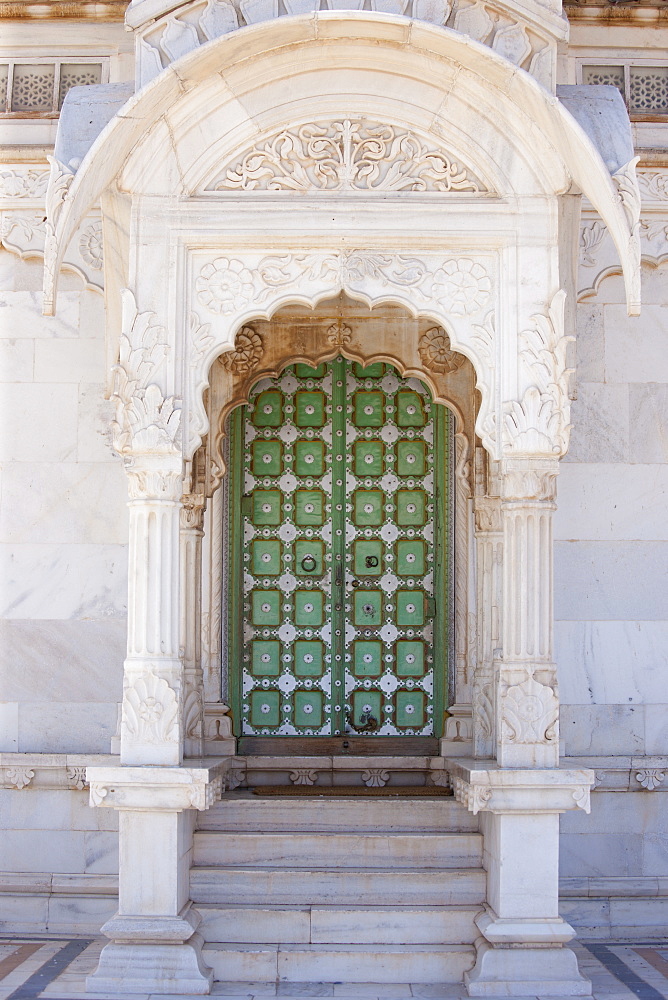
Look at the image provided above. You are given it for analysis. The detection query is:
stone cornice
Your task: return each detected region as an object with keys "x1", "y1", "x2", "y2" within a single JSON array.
[{"x1": 0, "y1": 0, "x2": 128, "y2": 18}]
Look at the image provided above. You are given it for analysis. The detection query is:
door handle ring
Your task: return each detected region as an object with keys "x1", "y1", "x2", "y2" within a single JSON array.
[{"x1": 301, "y1": 555, "x2": 317, "y2": 573}]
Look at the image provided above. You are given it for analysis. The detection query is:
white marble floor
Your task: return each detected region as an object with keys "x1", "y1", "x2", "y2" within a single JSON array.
[{"x1": 1, "y1": 938, "x2": 667, "y2": 1000}]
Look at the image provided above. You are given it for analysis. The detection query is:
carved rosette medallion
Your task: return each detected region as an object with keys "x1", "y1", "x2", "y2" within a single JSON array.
[
  {"x1": 79, "y1": 221, "x2": 103, "y2": 270},
  {"x1": 220, "y1": 326, "x2": 264, "y2": 374},
  {"x1": 196, "y1": 257, "x2": 254, "y2": 314},
  {"x1": 434, "y1": 258, "x2": 492, "y2": 315},
  {"x1": 418, "y1": 326, "x2": 465, "y2": 373}
]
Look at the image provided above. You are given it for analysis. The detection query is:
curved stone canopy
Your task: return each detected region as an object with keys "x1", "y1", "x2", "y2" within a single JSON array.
[{"x1": 43, "y1": 12, "x2": 640, "y2": 315}]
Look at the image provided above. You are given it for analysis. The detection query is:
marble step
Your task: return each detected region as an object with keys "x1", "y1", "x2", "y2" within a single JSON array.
[
  {"x1": 193, "y1": 830, "x2": 482, "y2": 868},
  {"x1": 199, "y1": 795, "x2": 477, "y2": 833},
  {"x1": 198, "y1": 903, "x2": 481, "y2": 944},
  {"x1": 191, "y1": 866, "x2": 486, "y2": 906},
  {"x1": 203, "y1": 941, "x2": 476, "y2": 983}
]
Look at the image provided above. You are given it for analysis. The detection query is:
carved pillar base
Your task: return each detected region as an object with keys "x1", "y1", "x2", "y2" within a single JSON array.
[
  {"x1": 86, "y1": 764, "x2": 223, "y2": 996},
  {"x1": 446, "y1": 759, "x2": 594, "y2": 998}
]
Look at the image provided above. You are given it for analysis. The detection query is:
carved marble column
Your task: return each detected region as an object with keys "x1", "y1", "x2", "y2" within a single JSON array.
[
  {"x1": 181, "y1": 492, "x2": 206, "y2": 757},
  {"x1": 496, "y1": 458, "x2": 560, "y2": 769},
  {"x1": 471, "y1": 496, "x2": 502, "y2": 758},
  {"x1": 121, "y1": 458, "x2": 185, "y2": 766}
]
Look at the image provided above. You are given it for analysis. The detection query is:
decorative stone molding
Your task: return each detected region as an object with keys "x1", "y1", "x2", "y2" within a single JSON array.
[
  {"x1": 66, "y1": 766, "x2": 88, "y2": 790},
  {"x1": 361, "y1": 768, "x2": 390, "y2": 787},
  {"x1": 86, "y1": 763, "x2": 225, "y2": 812},
  {"x1": 79, "y1": 221, "x2": 104, "y2": 270},
  {"x1": 635, "y1": 769, "x2": 665, "y2": 791},
  {"x1": 474, "y1": 496, "x2": 502, "y2": 533},
  {"x1": 580, "y1": 221, "x2": 606, "y2": 267},
  {"x1": 208, "y1": 118, "x2": 485, "y2": 194},
  {"x1": 5, "y1": 766, "x2": 34, "y2": 790},
  {"x1": 289, "y1": 768, "x2": 319, "y2": 785},
  {"x1": 446, "y1": 759, "x2": 595, "y2": 815},
  {"x1": 0, "y1": 166, "x2": 49, "y2": 199}
]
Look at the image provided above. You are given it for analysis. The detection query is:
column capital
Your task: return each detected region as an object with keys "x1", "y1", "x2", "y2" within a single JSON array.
[
  {"x1": 180, "y1": 492, "x2": 206, "y2": 530},
  {"x1": 500, "y1": 458, "x2": 559, "y2": 502},
  {"x1": 473, "y1": 495, "x2": 502, "y2": 533}
]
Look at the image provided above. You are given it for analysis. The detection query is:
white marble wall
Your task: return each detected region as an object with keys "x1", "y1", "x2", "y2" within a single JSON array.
[
  {"x1": 0, "y1": 251, "x2": 128, "y2": 753},
  {"x1": 555, "y1": 265, "x2": 668, "y2": 758}
]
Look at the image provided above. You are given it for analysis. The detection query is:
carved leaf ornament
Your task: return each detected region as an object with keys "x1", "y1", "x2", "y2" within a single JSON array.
[
  {"x1": 501, "y1": 676, "x2": 558, "y2": 746},
  {"x1": 211, "y1": 119, "x2": 485, "y2": 194}
]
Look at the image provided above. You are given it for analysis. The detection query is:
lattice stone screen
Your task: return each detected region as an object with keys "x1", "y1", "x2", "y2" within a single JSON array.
[
  {"x1": 582, "y1": 63, "x2": 668, "y2": 115},
  {"x1": 0, "y1": 61, "x2": 103, "y2": 114}
]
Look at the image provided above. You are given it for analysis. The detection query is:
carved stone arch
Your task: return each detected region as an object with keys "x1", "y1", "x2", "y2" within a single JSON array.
[{"x1": 184, "y1": 251, "x2": 498, "y2": 467}]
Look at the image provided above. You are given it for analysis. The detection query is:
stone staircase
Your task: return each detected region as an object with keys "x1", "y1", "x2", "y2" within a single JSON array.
[{"x1": 191, "y1": 791, "x2": 485, "y2": 983}]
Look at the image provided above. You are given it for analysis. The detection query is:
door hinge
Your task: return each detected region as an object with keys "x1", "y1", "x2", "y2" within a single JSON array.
[
  {"x1": 241, "y1": 496, "x2": 253, "y2": 516},
  {"x1": 425, "y1": 597, "x2": 436, "y2": 619}
]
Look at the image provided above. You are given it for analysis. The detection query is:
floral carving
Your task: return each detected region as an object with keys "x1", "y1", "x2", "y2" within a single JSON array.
[
  {"x1": 122, "y1": 674, "x2": 180, "y2": 747},
  {"x1": 221, "y1": 326, "x2": 264, "y2": 374},
  {"x1": 418, "y1": 326, "x2": 464, "y2": 373},
  {"x1": 79, "y1": 221, "x2": 103, "y2": 270},
  {"x1": 0, "y1": 167, "x2": 49, "y2": 199},
  {"x1": 196, "y1": 257, "x2": 254, "y2": 315},
  {"x1": 580, "y1": 222, "x2": 606, "y2": 266},
  {"x1": 636, "y1": 769, "x2": 665, "y2": 791},
  {"x1": 111, "y1": 289, "x2": 181, "y2": 457},
  {"x1": 67, "y1": 766, "x2": 88, "y2": 790},
  {"x1": 433, "y1": 258, "x2": 492, "y2": 316},
  {"x1": 183, "y1": 687, "x2": 205, "y2": 739},
  {"x1": 504, "y1": 290, "x2": 573, "y2": 457},
  {"x1": 45, "y1": 157, "x2": 75, "y2": 232},
  {"x1": 5, "y1": 766, "x2": 34, "y2": 789},
  {"x1": 361, "y1": 768, "x2": 390, "y2": 787},
  {"x1": 429, "y1": 769, "x2": 450, "y2": 787},
  {"x1": 0, "y1": 212, "x2": 46, "y2": 244},
  {"x1": 500, "y1": 676, "x2": 558, "y2": 746},
  {"x1": 212, "y1": 119, "x2": 484, "y2": 194},
  {"x1": 638, "y1": 169, "x2": 668, "y2": 201},
  {"x1": 224, "y1": 767, "x2": 246, "y2": 791},
  {"x1": 327, "y1": 321, "x2": 352, "y2": 347},
  {"x1": 612, "y1": 157, "x2": 641, "y2": 238},
  {"x1": 289, "y1": 768, "x2": 319, "y2": 785}
]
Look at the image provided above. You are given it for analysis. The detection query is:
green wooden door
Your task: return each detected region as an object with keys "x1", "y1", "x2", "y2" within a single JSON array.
[{"x1": 228, "y1": 357, "x2": 449, "y2": 738}]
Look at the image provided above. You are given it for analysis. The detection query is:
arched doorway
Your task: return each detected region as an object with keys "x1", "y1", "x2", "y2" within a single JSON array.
[{"x1": 226, "y1": 355, "x2": 451, "y2": 751}]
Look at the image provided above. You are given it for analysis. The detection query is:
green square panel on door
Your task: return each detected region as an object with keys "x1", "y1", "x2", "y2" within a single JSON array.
[
  {"x1": 295, "y1": 441, "x2": 325, "y2": 476},
  {"x1": 252, "y1": 490, "x2": 282, "y2": 525},
  {"x1": 295, "y1": 590, "x2": 324, "y2": 627},
  {"x1": 397, "y1": 590, "x2": 425, "y2": 626},
  {"x1": 355, "y1": 441, "x2": 383, "y2": 476},
  {"x1": 353, "y1": 540, "x2": 383, "y2": 577},
  {"x1": 351, "y1": 690, "x2": 382, "y2": 728},
  {"x1": 396, "y1": 640, "x2": 424, "y2": 676},
  {"x1": 353, "y1": 362, "x2": 385, "y2": 378},
  {"x1": 253, "y1": 391, "x2": 283, "y2": 427},
  {"x1": 396, "y1": 691, "x2": 426, "y2": 727},
  {"x1": 251, "y1": 690, "x2": 280, "y2": 727},
  {"x1": 295, "y1": 490, "x2": 324, "y2": 526},
  {"x1": 396, "y1": 490, "x2": 426, "y2": 526},
  {"x1": 252, "y1": 640, "x2": 281, "y2": 676},
  {"x1": 252, "y1": 440, "x2": 283, "y2": 476},
  {"x1": 294, "y1": 640, "x2": 323, "y2": 676},
  {"x1": 397, "y1": 540, "x2": 426, "y2": 576},
  {"x1": 354, "y1": 392, "x2": 384, "y2": 427},
  {"x1": 354, "y1": 590, "x2": 383, "y2": 627},
  {"x1": 295, "y1": 540, "x2": 324, "y2": 576},
  {"x1": 251, "y1": 590, "x2": 281, "y2": 626},
  {"x1": 353, "y1": 640, "x2": 383, "y2": 676},
  {"x1": 397, "y1": 441, "x2": 426, "y2": 476},
  {"x1": 396, "y1": 391, "x2": 426, "y2": 427},
  {"x1": 295, "y1": 690, "x2": 323, "y2": 727},
  {"x1": 295, "y1": 363, "x2": 326, "y2": 378},
  {"x1": 353, "y1": 490, "x2": 383, "y2": 526},
  {"x1": 295, "y1": 391, "x2": 326, "y2": 427},
  {"x1": 252, "y1": 539, "x2": 282, "y2": 576}
]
